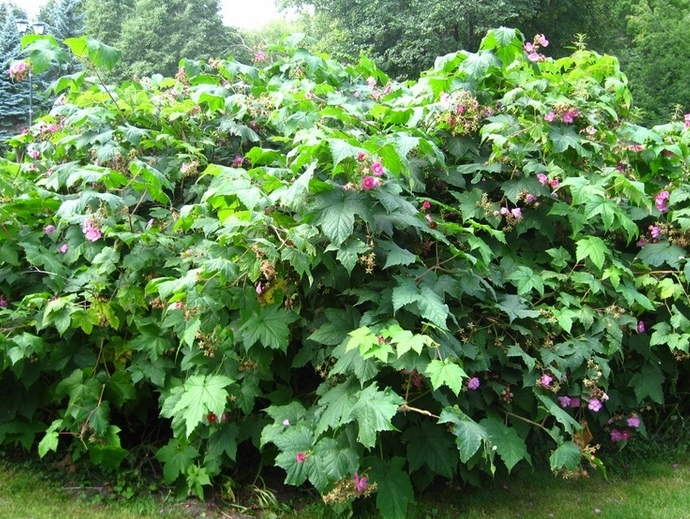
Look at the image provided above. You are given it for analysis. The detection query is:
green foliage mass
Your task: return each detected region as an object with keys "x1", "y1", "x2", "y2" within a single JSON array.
[{"x1": 2, "y1": 28, "x2": 690, "y2": 518}]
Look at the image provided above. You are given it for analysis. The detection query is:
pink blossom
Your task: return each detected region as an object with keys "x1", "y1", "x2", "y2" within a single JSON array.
[
  {"x1": 627, "y1": 416, "x2": 641, "y2": 428},
  {"x1": 44, "y1": 225, "x2": 57, "y2": 235},
  {"x1": 649, "y1": 225, "x2": 660, "y2": 239},
  {"x1": 296, "y1": 452, "x2": 306, "y2": 463},
  {"x1": 370, "y1": 161, "x2": 384, "y2": 176},
  {"x1": 82, "y1": 219, "x2": 102, "y2": 242},
  {"x1": 425, "y1": 213, "x2": 433, "y2": 224},
  {"x1": 233, "y1": 155, "x2": 244, "y2": 168},
  {"x1": 537, "y1": 173, "x2": 548, "y2": 185},
  {"x1": 655, "y1": 190, "x2": 670, "y2": 212},
  {"x1": 588, "y1": 398, "x2": 602, "y2": 412},
  {"x1": 0, "y1": 295, "x2": 8, "y2": 308},
  {"x1": 684, "y1": 113, "x2": 690, "y2": 129},
  {"x1": 528, "y1": 52, "x2": 542, "y2": 62},
  {"x1": 282, "y1": 419, "x2": 291, "y2": 426},
  {"x1": 254, "y1": 51, "x2": 266, "y2": 62},
  {"x1": 549, "y1": 178, "x2": 560, "y2": 189},
  {"x1": 421, "y1": 201, "x2": 431, "y2": 210},
  {"x1": 367, "y1": 76, "x2": 376, "y2": 88},
  {"x1": 558, "y1": 396, "x2": 571, "y2": 408},
  {"x1": 524, "y1": 42, "x2": 535, "y2": 53},
  {"x1": 353, "y1": 473, "x2": 368, "y2": 493},
  {"x1": 525, "y1": 193, "x2": 537, "y2": 204},
  {"x1": 58, "y1": 243, "x2": 68, "y2": 254},
  {"x1": 305, "y1": 91, "x2": 314, "y2": 100},
  {"x1": 9, "y1": 60, "x2": 29, "y2": 81},
  {"x1": 610, "y1": 429, "x2": 624, "y2": 442},
  {"x1": 570, "y1": 397, "x2": 581, "y2": 408},
  {"x1": 356, "y1": 152, "x2": 367, "y2": 161},
  {"x1": 361, "y1": 175, "x2": 380, "y2": 190},
  {"x1": 499, "y1": 207, "x2": 510, "y2": 216},
  {"x1": 562, "y1": 110, "x2": 578, "y2": 124},
  {"x1": 28, "y1": 147, "x2": 40, "y2": 159},
  {"x1": 534, "y1": 34, "x2": 549, "y2": 47},
  {"x1": 539, "y1": 374, "x2": 553, "y2": 387},
  {"x1": 511, "y1": 207, "x2": 523, "y2": 219},
  {"x1": 544, "y1": 111, "x2": 556, "y2": 123},
  {"x1": 637, "y1": 321, "x2": 646, "y2": 333},
  {"x1": 467, "y1": 377, "x2": 480, "y2": 390}
]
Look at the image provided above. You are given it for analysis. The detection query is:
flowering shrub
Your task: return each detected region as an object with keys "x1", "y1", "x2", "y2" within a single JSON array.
[{"x1": 2, "y1": 29, "x2": 690, "y2": 518}]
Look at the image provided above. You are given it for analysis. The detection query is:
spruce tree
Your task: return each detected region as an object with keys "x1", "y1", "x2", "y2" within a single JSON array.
[{"x1": 0, "y1": 8, "x2": 30, "y2": 141}]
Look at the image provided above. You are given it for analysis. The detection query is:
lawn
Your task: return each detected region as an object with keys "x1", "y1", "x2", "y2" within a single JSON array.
[{"x1": 1, "y1": 445, "x2": 688, "y2": 519}]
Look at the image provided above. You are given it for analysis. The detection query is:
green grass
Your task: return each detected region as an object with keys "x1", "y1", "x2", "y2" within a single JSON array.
[{"x1": 1, "y1": 446, "x2": 689, "y2": 519}]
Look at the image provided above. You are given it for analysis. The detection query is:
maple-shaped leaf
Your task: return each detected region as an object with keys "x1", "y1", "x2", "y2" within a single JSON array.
[
  {"x1": 350, "y1": 383, "x2": 404, "y2": 448},
  {"x1": 240, "y1": 304, "x2": 299, "y2": 352},
  {"x1": 481, "y1": 417, "x2": 531, "y2": 472},
  {"x1": 155, "y1": 439, "x2": 200, "y2": 483},
  {"x1": 314, "y1": 377, "x2": 359, "y2": 435},
  {"x1": 576, "y1": 236, "x2": 609, "y2": 270},
  {"x1": 629, "y1": 364, "x2": 664, "y2": 404},
  {"x1": 439, "y1": 407, "x2": 488, "y2": 463},
  {"x1": 496, "y1": 294, "x2": 540, "y2": 323},
  {"x1": 170, "y1": 374, "x2": 233, "y2": 437},
  {"x1": 368, "y1": 456, "x2": 414, "y2": 519},
  {"x1": 425, "y1": 358, "x2": 466, "y2": 396},
  {"x1": 403, "y1": 421, "x2": 456, "y2": 478},
  {"x1": 549, "y1": 441, "x2": 581, "y2": 472}
]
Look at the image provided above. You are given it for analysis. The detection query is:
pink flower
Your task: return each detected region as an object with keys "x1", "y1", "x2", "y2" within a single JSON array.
[
  {"x1": 637, "y1": 321, "x2": 646, "y2": 333},
  {"x1": 534, "y1": 34, "x2": 549, "y2": 47},
  {"x1": 82, "y1": 219, "x2": 102, "y2": 242},
  {"x1": 549, "y1": 178, "x2": 560, "y2": 189},
  {"x1": 28, "y1": 147, "x2": 40, "y2": 159},
  {"x1": 256, "y1": 283, "x2": 263, "y2": 295},
  {"x1": 610, "y1": 429, "x2": 624, "y2": 442},
  {"x1": 367, "y1": 76, "x2": 376, "y2": 88},
  {"x1": 684, "y1": 113, "x2": 690, "y2": 129},
  {"x1": 655, "y1": 190, "x2": 670, "y2": 212},
  {"x1": 305, "y1": 91, "x2": 314, "y2": 100},
  {"x1": 525, "y1": 193, "x2": 537, "y2": 204},
  {"x1": 467, "y1": 377, "x2": 480, "y2": 390},
  {"x1": 511, "y1": 207, "x2": 523, "y2": 219},
  {"x1": 356, "y1": 152, "x2": 367, "y2": 161},
  {"x1": 558, "y1": 396, "x2": 571, "y2": 408},
  {"x1": 528, "y1": 52, "x2": 542, "y2": 62},
  {"x1": 58, "y1": 243, "x2": 68, "y2": 254},
  {"x1": 282, "y1": 419, "x2": 291, "y2": 426},
  {"x1": 370, "y1": 161, "x2": 384, "y2": 176},
  {"x1": 361, "y1": 176, "x2": 380, "y2": 190},
  {"x1": 353, "y1": 473, "x2": 368, "y2": 493},
  {"x1": 588, "y1": 398, "x2": 602, "y2": 412},
  {"x1": 9, "y1": 60, "x2": 30, "y2": 81},
  {"x1": 500, "y1": 207, "x2": 510, "y2": 216},
  {"x1": 649, "y1": 225, "x2": 660, "y2": 239},
  {"x1": 296, "y1": 452, "x2": 306, "y2": 463},
  {"x1": 254, "y1": 51, "x2": 266, "y2": 62},
  {"x1": 562, "y1": 112, "x2": 575, "y2": 124},
  {"x1": 233, "y1": 155, "x2": 244, "y2": 168},
  {"x1": 544, "y1": 111, "x2": 556, "y2": 122},
  {"x1": 627, "y1": 416, "x2": 641, "y2": 428},
  {"x1": 421, "y1": 201, "x2": 431, "y2": 210},
  {"x1": 524, "y1": 42, "x2": 535, "y2": 53},
  {"x1": 539, "y1": 374, "x2": 553, "y2": 387},
  {"x1": 569, "y1": 397, "x2": 581, "y2": 408},
  {"x1": 44, "y1": 225, "x2": 57, "y2": 235},
  {"x1": 0, "y1": 295, "x2": 8, "y2": 308},
  {"x1": 537, "y1": 173, "x2": 548, "y2": 185}
]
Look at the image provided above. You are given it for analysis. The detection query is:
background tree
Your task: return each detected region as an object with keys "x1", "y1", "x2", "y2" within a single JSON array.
[
  {"x1": 40, "y1": 0, "x2": 85, "y2": 41},
  {"x1": 618, "y1": 0, "x2": 690, "y2": 124},
  {"x1": 117, "y1": 0, "x2": 245, "y2": 78},
  {"x1": 83, "y1": 0, "x2": 135, "y2": 47},
  {"x1": 0, "y1": 6, "x2": 30, "y2": 142}
]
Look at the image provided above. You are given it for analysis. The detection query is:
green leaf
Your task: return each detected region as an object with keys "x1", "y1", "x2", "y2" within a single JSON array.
[
  {"x1": 496, "y1": 295, "x2": 540, "y2": 323},
  {"x1": 385, "y1": 324, "x2": 434, "y2": 356},
  {"x1": 369, "y1": 457, "x2": 415, "y2": 519},
  {"x1": 549, "y1": 126, "x2": 588, "y2": 155},
  {"x1": 628, "y1": 364, "x2": 664, "y2": 404},
  {"x1": 535, "y1": 394, "x2": 582, "y2": 435},
  {"x1": 480, "y1": 417, "x2": 530, "y2": 472},
  {"x1": 418, "y1": 286, "x2": 450, "y2": 330},
  {"x1": 506, "y1": 266, "x2": 545, "y2": 296},
  {"x1": 575, "y1": 236, "x2": 609, "y2": 270},
  {"x1": 168, "y1": 374, "x2": 233, "y2": 437},
  {"x1": 155, "y1": 439, "x2": 199, "y2": 484},
  {"x1": 636, "y1": 242, "x2": 687, "y2": 269},
  {"x1": 350, "y1": 384, "x2": 403, "y2": 448},
  {"x1": 65, "y1": 36, "x2": 122, "y2": 69},
  {"x1": 425, "y1": 358, "x2": 466, "y2": 396},
  {"x1": 240, "y1": 304, "x2": 299, "y2": 352},
  {"x1": 439, "y1": 407, "x2": 488, "y2": 463},
  {"x1": 328, "y1": 139, "x2": 364, "y2": 168},
  {"x1": 549, "y1": 442, "x2": 581, "y2": 472},
  {"x1": 392, "y1": 277, "x2": 422, "y2": 313},
  {"x1": 38, "y1": 420, "x2": 61, "y2": 458},
  {"x1": 314, "y1": 377, "x2": 359, "y2": 435},
  {"x1": 403, "y1": 421, "x2": 456, "y2": 478},
  {"x1": 380, "y1": 241, "x2": 418, "y2": 269}
]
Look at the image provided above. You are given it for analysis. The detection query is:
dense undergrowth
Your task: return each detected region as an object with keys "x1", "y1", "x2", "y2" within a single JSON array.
[{"x1": 2, "y1": 28, "x2": 690, "y2": 518}]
